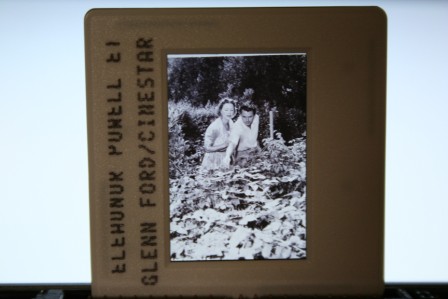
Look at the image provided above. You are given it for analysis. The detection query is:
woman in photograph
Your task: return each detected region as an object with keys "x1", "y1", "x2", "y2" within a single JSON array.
[{"x1": 200, "y1": 98, "x2": 236, "y2": 171}]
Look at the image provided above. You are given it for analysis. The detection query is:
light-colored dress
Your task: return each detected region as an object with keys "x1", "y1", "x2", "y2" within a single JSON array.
[{"x1": 201, "y1": 118, "x2": 234, "y2": 171}]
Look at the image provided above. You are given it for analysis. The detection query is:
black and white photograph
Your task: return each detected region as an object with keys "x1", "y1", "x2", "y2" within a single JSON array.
[{"x1": 168, "y1": 53, "x2": 307, "y2": 261}]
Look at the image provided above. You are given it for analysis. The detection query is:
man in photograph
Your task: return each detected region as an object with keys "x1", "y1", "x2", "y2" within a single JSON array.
[{"x1": 223, "y1": 102, "x2": 260, "y2": 167}]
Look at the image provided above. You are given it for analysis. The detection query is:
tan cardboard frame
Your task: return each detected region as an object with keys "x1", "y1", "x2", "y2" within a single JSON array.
[{"x1": 85, "y1": 7, "x2": 386, "y2": 298}]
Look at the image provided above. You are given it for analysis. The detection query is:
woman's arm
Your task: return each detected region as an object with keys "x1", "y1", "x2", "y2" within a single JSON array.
[
  {"x1": 203, "y1": 120, "x2": 228, "y2": 153},
  {"x1": 204, "y1": 140, "x2": 229, "y2": 153},
  {"x1": 203, "y1": 118, "x2": 234, "y2": 153}
]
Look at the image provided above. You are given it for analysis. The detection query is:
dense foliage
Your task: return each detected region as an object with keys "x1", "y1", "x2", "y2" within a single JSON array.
[
  {"x1": 170, "y1": 133, "x2": 306, "y2": 261},
  {"x1": 168, "y1": 54, "x2": 307, "y2": 141},
  {"x1": 169, "y1": 104, "x2": 307, "y2": 260},
  {"x1": 167, "y1": 54, "x2": 307, "y2": 261}
]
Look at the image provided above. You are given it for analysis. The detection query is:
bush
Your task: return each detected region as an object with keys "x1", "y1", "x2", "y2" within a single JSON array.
[
  {"x1": 169, "y1": 134, "x2": 307, "y2": 261},
  {"x1": 168, "y1": 100, "x2": 212, "y2": 178}
]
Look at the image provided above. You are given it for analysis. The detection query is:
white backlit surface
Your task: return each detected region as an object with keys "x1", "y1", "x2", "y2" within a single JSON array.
[{"x1": 0, "y1": 0, "x2": 447, "y2": 284}]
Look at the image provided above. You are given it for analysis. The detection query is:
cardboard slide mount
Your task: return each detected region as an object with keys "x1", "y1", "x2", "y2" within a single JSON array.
[{"x1": 85, "y1": 7, "x2": 386, "y2": 298}]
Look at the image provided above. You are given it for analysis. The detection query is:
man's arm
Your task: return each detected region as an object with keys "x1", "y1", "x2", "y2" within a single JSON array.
[
  {"x1": 223, "y1": 141, "x2": 236, "y2": 167},
  {"x1": 224, "y1": 118, "x2": 241, "y2": 167}
]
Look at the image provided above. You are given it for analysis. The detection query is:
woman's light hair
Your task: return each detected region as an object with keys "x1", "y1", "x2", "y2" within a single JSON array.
[{"x1": 216, "y1": 97, "x2": 236, "y2": 117}]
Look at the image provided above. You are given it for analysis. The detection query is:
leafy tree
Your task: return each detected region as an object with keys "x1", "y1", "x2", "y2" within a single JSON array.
[
  {"x1": 168, "y1": 54, "x2": 307, "y2": 141},
  {"x1": 168, "y1": 56, "x2": 225, "y2": 106}
]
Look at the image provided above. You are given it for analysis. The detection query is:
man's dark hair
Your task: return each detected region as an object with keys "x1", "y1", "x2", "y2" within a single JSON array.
[{"x1": 239, "y1": 101, "x2": 256, "y2": 115}]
